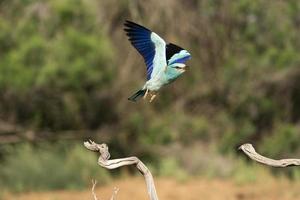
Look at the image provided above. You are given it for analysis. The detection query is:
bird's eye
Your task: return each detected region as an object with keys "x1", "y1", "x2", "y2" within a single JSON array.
[{"x1": 174, "y1": 66, "x2": 181, "y2": 69}]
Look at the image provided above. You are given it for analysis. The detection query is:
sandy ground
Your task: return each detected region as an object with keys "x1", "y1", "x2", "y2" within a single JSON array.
[{"x1": 4, "y1": 177, "x2": 300, "y2": 200}]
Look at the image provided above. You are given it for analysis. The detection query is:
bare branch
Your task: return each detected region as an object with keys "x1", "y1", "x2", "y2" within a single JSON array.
[
  {"x1": 84, "y1": 140, "x2": 159, "y2": 200},
  {"x1": 110, "y1": 187, "x2": 119, "y2": 200},
  {"x1": 91, "y1": 180, "x2": 99, "y2": 200},
  {"x1": 239, "y1": 143, "x2": 300, "y2": 167},
  {"x1": 91, "y1": 179, "x2": 119, "y2": 200}
]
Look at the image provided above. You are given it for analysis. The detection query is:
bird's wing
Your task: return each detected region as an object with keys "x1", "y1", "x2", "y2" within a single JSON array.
[
  {"x1": 124, "y1": 20, "x2": 167, "y2": 80},
  {"x1": 166, "y1": 43, "x2": 191, "y2": 65}
]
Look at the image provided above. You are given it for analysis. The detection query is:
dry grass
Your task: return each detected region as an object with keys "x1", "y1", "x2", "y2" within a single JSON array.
[{"x1": 4, "y1": 177, "x2": 300, "y2": 200}]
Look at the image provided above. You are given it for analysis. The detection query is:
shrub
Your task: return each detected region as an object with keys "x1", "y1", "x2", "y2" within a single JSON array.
[{"x1": 0, "y1": 142, "x2": 110, "y2": 192}]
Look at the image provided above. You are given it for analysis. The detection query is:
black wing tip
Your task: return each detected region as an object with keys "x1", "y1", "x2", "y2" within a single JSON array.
[
  {"x1": 167, "y1": 43, "x2": 185, "y2": 51},
  {"x1": 125, "y1": 20, "x2": 134, "y2": 24},
  {"x1": 166, "y1": 43, "x2": 187, "y2": 61},
  {"x1": 124, "y1": 20, "x2": 137, "y2": 28},
  {"x1": 123, "y1": 28, "x2": 130, "y2": 33},
  {"x1": 123, "y1": 20, "x2": 150, "y2": 31},
  {"x1": 124, "y1": 20, "x2": 138, "y2": 26}
]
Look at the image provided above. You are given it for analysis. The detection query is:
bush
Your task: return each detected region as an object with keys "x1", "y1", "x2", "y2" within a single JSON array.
[{"x1": 0, "y1": 142, "x2": 110, "y2": 192}]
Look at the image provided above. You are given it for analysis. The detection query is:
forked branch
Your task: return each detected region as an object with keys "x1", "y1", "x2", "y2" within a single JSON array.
[
  {"x1": 91, "y1": 180, "x2": 119, "y2": 200},
  {"x1": 91, "y1": 180, "x2": 99, "y2": 200},
  {"x1": 84, "y1": 140, "x2": 159, "y2": 200},
  {"x1": 239, "y1": 143, "x2": 300, "y2": 167}
]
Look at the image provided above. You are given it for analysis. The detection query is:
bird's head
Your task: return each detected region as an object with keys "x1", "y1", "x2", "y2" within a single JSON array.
[
  {"x1": 165, "y1": 63, "x2": 188, "y2": 81},
  {"x1": 165, "y1": 50, "x2": 191, "y2": 81}
]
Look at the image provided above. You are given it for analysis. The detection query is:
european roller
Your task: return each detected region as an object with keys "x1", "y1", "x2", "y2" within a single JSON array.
[{"x1": 124, "y1": 20, "x2": 191, "y2": 102}]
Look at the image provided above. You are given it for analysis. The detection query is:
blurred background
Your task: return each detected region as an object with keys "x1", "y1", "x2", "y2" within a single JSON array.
[{"x1": 0, "y1": 0, "x2": 300, "y2": 199}]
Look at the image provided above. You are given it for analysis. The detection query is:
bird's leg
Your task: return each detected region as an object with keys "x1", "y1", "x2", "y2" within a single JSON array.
[
  {"x1": 143, "y1": 89, "x2": 149, "y2": 99},
  {"x1": 149, "y1": 92, "x2": 157, "y2": 103}
]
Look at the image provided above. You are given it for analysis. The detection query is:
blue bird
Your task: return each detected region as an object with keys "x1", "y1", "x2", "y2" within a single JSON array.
[{"x1": 124, "y1": 20, "x2": 191, "y2": 102}]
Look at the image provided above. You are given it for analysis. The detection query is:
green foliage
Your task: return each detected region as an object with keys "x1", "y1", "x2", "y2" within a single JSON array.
[
  {"x1": 156, "y1": 157, "x2": 188, "y2": 182},
  {"x1": 260, "y1": 123, "x2": 300, "y2": 158},
  {"x1": 1, "y1": 0, "x2": 299, "y2": 145},
  {"x1": 232, "y1": 159, "x2": 259, "y2": 184},
  {"x1": 0, "y1": 0, "x2": 116, "y2": 130},
  {"x1": 1, "y1": 0, "x2": 300, "y2": 192},
  {"x1": 0, "y1": 142, "x2": 110, "y2": 193}
]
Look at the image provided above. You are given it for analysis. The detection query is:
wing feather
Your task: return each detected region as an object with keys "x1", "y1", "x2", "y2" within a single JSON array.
[
  {"x1": 166, "y1": 43, "x2": 191, "y2": 65},
  {"x1": 124, "y1": 20, "x2": 167, "y2": 80}
]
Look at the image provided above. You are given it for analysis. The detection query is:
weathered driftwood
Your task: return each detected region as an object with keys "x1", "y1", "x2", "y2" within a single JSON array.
[
  {"x1": 239, "y1": 143, "x2": 300, "y2": 167},
  {"x1": 84, "y1": 140, "x2": 159, "y2": 200}
]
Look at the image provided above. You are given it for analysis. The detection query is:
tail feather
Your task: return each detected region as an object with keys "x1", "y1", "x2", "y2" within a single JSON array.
[{"x1": 128, "y1": 89, "x2": 146, "y2": 102}]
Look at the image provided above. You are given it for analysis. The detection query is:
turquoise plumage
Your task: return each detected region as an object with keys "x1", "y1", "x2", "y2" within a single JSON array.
[{"x1": 124, "y1": 21, "x2": 191, "y2": 102}]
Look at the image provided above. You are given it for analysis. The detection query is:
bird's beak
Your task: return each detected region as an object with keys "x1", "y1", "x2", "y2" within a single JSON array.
[{"x1": 183, "y1": 65, "x2": 189, "y2": 71}]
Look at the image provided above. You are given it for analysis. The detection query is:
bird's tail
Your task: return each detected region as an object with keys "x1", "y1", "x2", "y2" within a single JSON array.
[{"x1": 128, "y1": 89, "x2": 146, "y2": 102}]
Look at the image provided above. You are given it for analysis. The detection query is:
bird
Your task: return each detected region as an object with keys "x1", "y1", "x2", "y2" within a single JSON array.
[{"x1": 124, "y1": 20, "x2": 191, "y2": 102}]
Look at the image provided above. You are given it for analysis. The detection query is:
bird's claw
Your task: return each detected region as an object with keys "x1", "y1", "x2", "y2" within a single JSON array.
[
  {"x1": 143, "y1": 89, "x2": 149, "y2": 99},
  {"x1": 143, "y1": 90, "x2": 157, "y2": 102},
  {"x1": 149, "y1": 94, "x2": 156, "y2": 103}
]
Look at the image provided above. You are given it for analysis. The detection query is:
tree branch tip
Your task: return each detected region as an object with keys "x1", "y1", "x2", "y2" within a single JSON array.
[
  {"x1": 91, "y1": 179, "x2": 99, "y2": 200},
  {"x1": 238, "y1": 143, "x2": 300, "y2": 167},
  {"x1": 112, "y1": 187, "x2": 119, "y2": 195},
  {"x1": 238, "y1": 143, "x2": 255, "y2": 151}
]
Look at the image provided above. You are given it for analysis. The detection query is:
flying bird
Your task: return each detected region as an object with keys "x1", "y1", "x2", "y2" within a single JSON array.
[{"x1": 124, "y1": 20, "x2": 191, "y2": 102}]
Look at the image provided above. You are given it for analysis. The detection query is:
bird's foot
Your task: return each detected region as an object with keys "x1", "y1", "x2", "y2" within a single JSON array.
[
  {"x1": 143, "y1": 89, "x2": 149, "y2": 100},
  {"x1": 149, "y1": 94, "x2": 157, "y2": 103}
]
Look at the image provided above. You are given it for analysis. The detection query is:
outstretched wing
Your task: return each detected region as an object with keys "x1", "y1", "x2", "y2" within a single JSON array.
[
  {"x1": 166, "y1": 43, "x2": 191, "y2": 65},
  {"x1": 124, "y1": 20, "x2": 167, "y2": 80}
]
